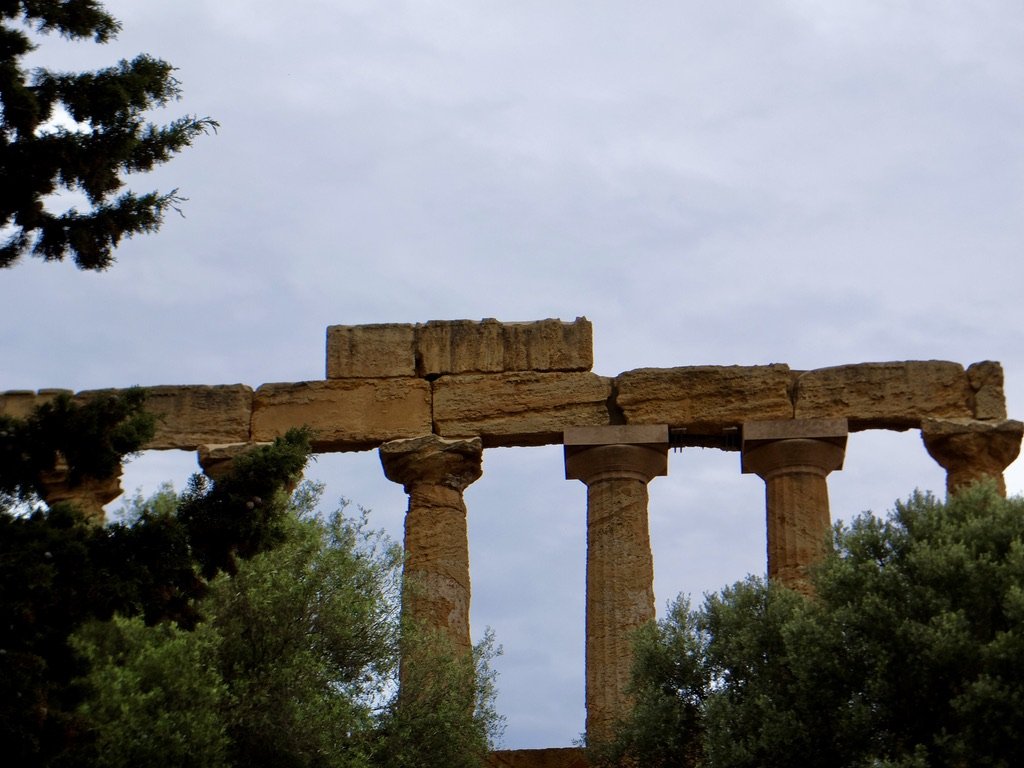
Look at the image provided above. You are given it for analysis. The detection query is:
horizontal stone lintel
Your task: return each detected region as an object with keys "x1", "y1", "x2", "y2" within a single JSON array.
[
  {"x1": 0, "y1": 385, "x2": 254, "y2": 450},
  {"x1": 433, "y1": 371, "x2": 612, "y2": 448},
  {"x1": 416, "y1": 317, "x2": 593, "y2": 377},
  {"x1": 615, "y1": 364, "x2": 796, "y2": 433},
  {"x1": 252, "y1": 378, "x2": 432, "y2": 452},
  {"x1": 793, "y1": 361, "x2": 977, "y2": 430},
  {"x1": 0, "y1": 389, "x2": 73, "y2": 419},
  {"x1": 2, "y1": 358, "x2": 1012, "y2": 453},
  {"x1": 326, "y1": 323, "x2": 417, "y2": 378},
  {"x1": 138, "y1": 385, "x2": 254, "y2": 450}
]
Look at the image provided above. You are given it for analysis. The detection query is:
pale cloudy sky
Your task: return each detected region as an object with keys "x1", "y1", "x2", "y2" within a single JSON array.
[{"x1": 3, "y1": 1, "x2": 1024, "y2": 749}]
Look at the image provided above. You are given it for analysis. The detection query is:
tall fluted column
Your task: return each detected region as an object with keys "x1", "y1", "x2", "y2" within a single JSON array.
[
  {"x1": 380, "y1": 434, "x2": 483, "y2": 659},
  {"x1": 921, "y1": 418, "x2": 1023, "y2": 497},
  {"x1": 564, "y1": 425, "x2": 668, "y2": 742},
  {"x1": 742, "y1": 419, "x2": 848, "y2": 594}
]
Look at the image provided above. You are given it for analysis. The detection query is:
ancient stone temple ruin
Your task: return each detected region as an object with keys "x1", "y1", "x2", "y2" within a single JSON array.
[{"x1": 4, "y1": 318, "x2": 1021, "y2": 767}]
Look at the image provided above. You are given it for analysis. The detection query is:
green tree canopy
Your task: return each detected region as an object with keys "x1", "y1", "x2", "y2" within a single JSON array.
[
  {"x1": 1, "y1": 390, "x2": 501, "y2": 767},
  {"x1": 1, "y1": 0, "x2": 215, "y2": 270},
  {"x1": 0, "y1": 395, "x2": 311, "y2": 767},
  {"x1": 70, "y1": 615, "x2": 230, "y2": 768},
  {"x1": 70, "y1": 486, "x2": 504, "y2": 768},
  {"x1": 593, "y1": 484, "x2": 1024, "y2": 768}
]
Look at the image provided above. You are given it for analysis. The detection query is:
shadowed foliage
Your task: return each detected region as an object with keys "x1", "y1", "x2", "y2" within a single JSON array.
[
  {"x1": 1, "y1": 0, "x2": 216, "y2": 269},
  {"x1": 0, "y1": 397, "x2": 311, "y2": 767},
  {"x1": 0, "y1": 388, "x2": 155, "y2": 501}
]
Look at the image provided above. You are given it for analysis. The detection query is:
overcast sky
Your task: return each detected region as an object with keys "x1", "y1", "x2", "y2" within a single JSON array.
[{"x1": 3, "y1": 0, "x2": 1024, "y2": 749}]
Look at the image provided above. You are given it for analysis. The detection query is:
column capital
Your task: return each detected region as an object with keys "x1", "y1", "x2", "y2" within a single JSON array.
[
  {"x1": 741, "y1": 418, "x2": 848, "y2": 479},
  {"x1": 921, "y1": 418, "x2": 1023, "y2": 496},
  {"x1": 741, "y1": 419, "x2": 848, "y2": 593},
  {"x1": 197, "y1": 442, "x2": 269, "y2": 482},
  {"x1": 37, "y1": 454, "x2": 121, "y2": 524},
  {"x1": 564, "y1": 425, "x2": 669, "y2": 485},
  {"x1": 380, "y1": 434, "x2": 483, "y2": 493}
]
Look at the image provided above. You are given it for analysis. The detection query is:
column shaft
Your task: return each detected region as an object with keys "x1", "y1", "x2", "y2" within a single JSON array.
[
  {"x1": 757, "y1": 449, "x2": 838, "y2": 587},
  {"x1": 380, "y1": 434, "x2": 483, "y2": 661},
  {"x1": 403, "y1": 482, "x2": 473, "y2": 656},
  {"x1": 565, "y1": 425, "x2": 668, "y2": 742},
  {"x1": 585, "y1": 472, "x2": 655, "y2": 739}
]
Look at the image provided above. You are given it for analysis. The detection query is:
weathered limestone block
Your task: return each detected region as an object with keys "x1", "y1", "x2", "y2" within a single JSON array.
[
  {"x1": 326, "y1": 323, "x2": 416, "y2": 378},
  {"x1": 967, "y1": 361, "x2": 1008, "y2": 420},
  {"x1": 486, "y1": 748, "x2": 588, "y2": 768},
  {"x1": 416, "y1": 317, "x2": 593, "y2": 376},
  {"x1": 615, "y1": 365, "x2": 794, "y2": 433},
  {"x1": 0, "y1": 389, "x2": 72, "y2": 419},
  {"x1": 0, "y1": 390, "x2": 37, "y2": 419},
  {"x1": 921, "y1": 418, "x2": 1023, "y2": 497},
  {"x1": 326, "y1": 318, "x2": 592, "y2": 379},
  {"x1": 116, "y1": 385, "x2": 254, "y2": 450},
  {"x1": 433, "y1": 371, "x2": 612, "y2": 447},
  {"x1": 2, "y1": 386, "x2": 252, "y2": 451},
  {"x1": 794, "y1": 361, "x2": 972, "y2": 430},
  {"x1": 252, "y1": 379, "x2": 431, "y2": 451}
]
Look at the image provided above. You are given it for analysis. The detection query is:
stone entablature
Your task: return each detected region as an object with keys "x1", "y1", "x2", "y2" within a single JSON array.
[{"x1": 1, "y1": 322, "x2": 1011, "y2": 453}]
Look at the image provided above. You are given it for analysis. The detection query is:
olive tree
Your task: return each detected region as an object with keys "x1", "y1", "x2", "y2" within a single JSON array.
[{"x1": 594, "y1": 484, "x2": 1024, "y2": 768}]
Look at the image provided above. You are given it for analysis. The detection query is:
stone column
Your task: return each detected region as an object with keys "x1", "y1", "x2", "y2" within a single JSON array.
[
  {"x1": 564, "y1": 424, "x2": 669, "y2": 742},
  {"x1": 37, "y1": 454, "x2": 121, "y2": 524},
  {"x1": 380, "y1": 434, "x2": 483, "y2": 659},
  {"x1": 741, "y1": 419, "x2": 848, "y2": 594},
  {"x1": 921, "y1": 418, "x2": 1023, "y2": 497}
]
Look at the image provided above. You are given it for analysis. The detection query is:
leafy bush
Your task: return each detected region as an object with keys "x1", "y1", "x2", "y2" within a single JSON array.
[{"x1": 593, "y1": 483, "x2": 1024, "y2": 768}]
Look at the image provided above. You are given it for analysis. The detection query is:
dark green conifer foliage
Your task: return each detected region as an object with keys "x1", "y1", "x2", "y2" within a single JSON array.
[
  {"x1": 0, "y1": 395, "x2": 312, "y2": 767},
  {"x1": 0, "y1": 388, "x2": 155, "y2": 501},
  {"x1": 0, "y1": 0, "x2": 216, "y2": 270},
  {"x1": 178, "y1": 428, "x2": 313, "y2": 578}
]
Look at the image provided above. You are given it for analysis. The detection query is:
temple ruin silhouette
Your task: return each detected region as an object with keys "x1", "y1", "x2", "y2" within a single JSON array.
[{"x1": 4, "y1": 317, "x2": 1020, "y2": 767}]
